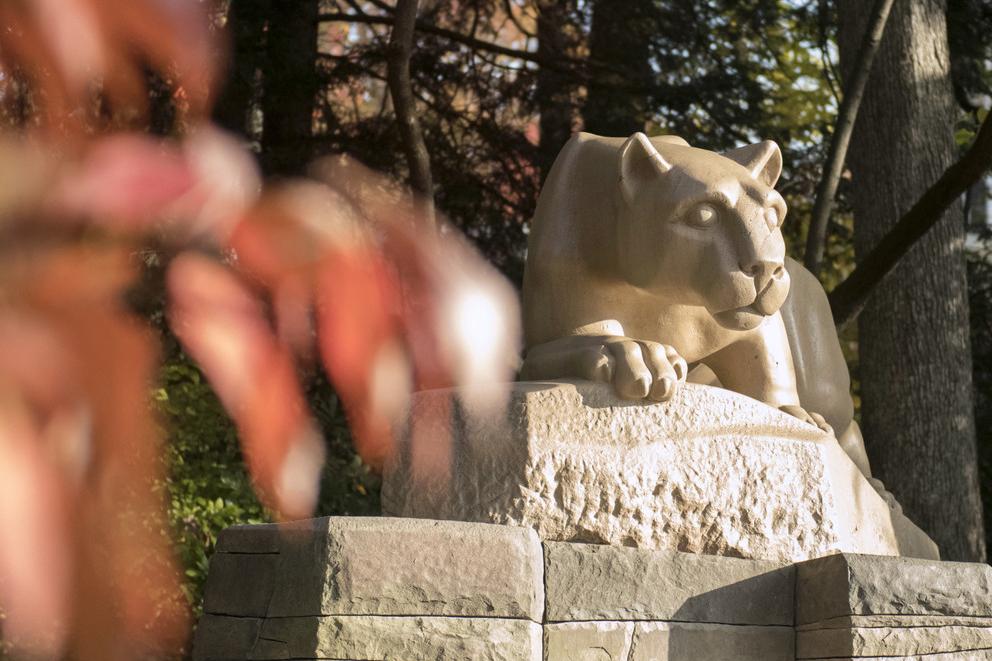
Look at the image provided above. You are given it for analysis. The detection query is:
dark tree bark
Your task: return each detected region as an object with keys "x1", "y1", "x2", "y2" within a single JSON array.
[
  {"x1": 829, "y1": 111, "x2": 992, "y2": 328},
  {"x1": 535, "y1": 0, "x2": 579, "y2": 182},
  {"x1": 214, "y1": 0, "x2": 270, "y2": 138},
  {"x1": 260, "y1": 0, "x2": 319, "y2": 176},
  {"x1": 386, "y1": 0, "x2": 435, "y2": 225},
  {"x1": 837, "y1": 0, "x2": 985, "y2": 561},
  {"x1": 804, "y1": 0, "x2": 895, "y2": 275},
  {"x1": 582, "y1": 0, "x2": 655, "y2": 136}
]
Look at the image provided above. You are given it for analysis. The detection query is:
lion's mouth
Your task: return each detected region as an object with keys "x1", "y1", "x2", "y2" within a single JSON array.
[
  {"x1": 710, "y1": 279, "x2": 788, "y2": 330},
  {"x1": 751, "y1": 281, "x2": 783, "y2": 316}
]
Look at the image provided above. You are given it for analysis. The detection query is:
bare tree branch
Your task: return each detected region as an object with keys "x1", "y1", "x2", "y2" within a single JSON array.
[
  {"x1": 804, "y1": 0, "x2": 895, "y2": 275},
  {"x1": 386, "y1": 0, "x2": 435, "y2": 226},
  {"x1": 319, "y1": 10, "x2": 565, "y2": 70},
  {"x1": 829, "y1": 111, "x2": 992, "y2": 329}
]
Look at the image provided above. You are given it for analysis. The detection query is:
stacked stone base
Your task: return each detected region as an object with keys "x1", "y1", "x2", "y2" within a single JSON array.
[
  {"x1": 194, "y1": 517, "x2": 992, "y2": 660},
  {"x1": 796, "y1": 553, "x2": 992, "y2": 659}
]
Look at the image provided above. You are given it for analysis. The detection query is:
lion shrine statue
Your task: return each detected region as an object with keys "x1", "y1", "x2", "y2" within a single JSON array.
[{"x1": 520, "y1": 132, "x2": 876, "y2": 484}]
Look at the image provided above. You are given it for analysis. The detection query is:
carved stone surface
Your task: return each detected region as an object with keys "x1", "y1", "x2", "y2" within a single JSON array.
[
  {"x1": 543, "y1": 541, "x2": 794, "y2": 625},
  {"x1": 202, "y1": 516, "x2": 544, "y2": 621},
  {"x1": 194, "y1": 518, "x2": 992, "y2": 661},
  {"x1": 795, "y1": 553, "x2": 992, "y2": 660},
  {"x1": 195, "y1": 614, "x2": 542, "y2": 661},
  {"x1": 796, "y1": 552, "x2": 992, "y2": 625},
  {"x1": 797, "y1": 624, "x2": 992, "y2": 659},
  {"x1": 521, "y1": 132, "x2": 855, "y2": 443},
  {"x1": 382, "y1": 380, "x2": 937, "y2": 563},
  {"x1": 630, "y1": 622, "x2": 795, "y2": 661}
]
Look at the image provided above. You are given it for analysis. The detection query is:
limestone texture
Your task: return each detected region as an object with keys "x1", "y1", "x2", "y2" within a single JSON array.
[
  {"x1": 797, "y1": 624, "x2": 992, "y2": 658},
  {"x1": 252, "y1": 615, "x2": 541, "y2": 661},
  {"x1": 201, "y1": 552, "x2": 277, "y2": 617},
  {"x1": 543, "y1": 541, "x2": 793, "y2": 625},
  {"x1": 193, "y1": 614, "x2": 539, "y2": 661},
  {"x1": 191, "y1": 615, "x2": 260, "y2": 660},
  {"x1": 629, "y1": 622, "x2": 794, "y2": 661},
  {"x1": 810, "y1": 652, "x2": 992, "y2": 661},
  {"x1": 206, "y1": 516, "x2": 544, "y2": 622},
  {"x1": 383, "y1": 380, "x2": 937, "y2": 563},
  {"x1": 797, "y1": 552, "x2": 992, "y2": 625},
  {"x1": 265, "y1": 516, "x2": 543, "y2": 620},
  {"x1": 194, "y1": 519, "x2": 992, "y2": 661},
  {"x1": 544, "y1": 621, "x2": 634, "y2": 661}
]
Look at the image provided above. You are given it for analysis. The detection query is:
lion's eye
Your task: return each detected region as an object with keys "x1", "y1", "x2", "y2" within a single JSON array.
[
  {"x1": 766, "y1": 207, "x2": 780, "y2": 230},
  {"x1": 686, "y1": 203, "x2": 718, "y2": 229}
]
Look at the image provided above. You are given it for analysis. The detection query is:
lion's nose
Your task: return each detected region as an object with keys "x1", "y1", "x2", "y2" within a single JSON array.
[{"x1": 740, "y1": 259, "x2": 785, "y2": 280}]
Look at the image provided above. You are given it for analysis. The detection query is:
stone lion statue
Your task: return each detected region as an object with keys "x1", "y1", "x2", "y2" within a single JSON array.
[{"x1": 521, "y1": 132, "x2": 877, "y2": 482}]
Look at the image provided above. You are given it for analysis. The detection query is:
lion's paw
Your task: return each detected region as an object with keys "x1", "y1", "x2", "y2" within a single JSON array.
[
  {"x1": 520, "y1": 335, "x2": 687, "y2": 402},
  {"x1": 590, "y1": 337, "x2": 687, "y2": 402}
]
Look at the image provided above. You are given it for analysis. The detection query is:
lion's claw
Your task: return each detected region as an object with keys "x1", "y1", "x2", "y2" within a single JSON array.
[{"x1": 779, "y1": 404, "x2": 833, "y2": 434}]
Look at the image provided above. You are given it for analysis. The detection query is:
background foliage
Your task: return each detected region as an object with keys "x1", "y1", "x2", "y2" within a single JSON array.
[
  {"x1": 2, "y1": 1, "x2": 988, "y2": 647},
  {"x1": 160, "y1": 0, "x2": 992, "y2": 609},
  {"x1": 156, "y1": 357, "x2": 380, "y2": 614}
]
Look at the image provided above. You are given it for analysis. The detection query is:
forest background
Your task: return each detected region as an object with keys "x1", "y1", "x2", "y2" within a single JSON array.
[{"x1": 5, "y1": 0, "x2": 990, "y2": 632}]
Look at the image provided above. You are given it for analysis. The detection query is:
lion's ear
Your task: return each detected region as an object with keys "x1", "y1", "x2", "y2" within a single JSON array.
[
  {"x1": 724, "y1": 140, "x2": 782, "y2": 187},
  {"x1": 618, "y1": 132, "x2": 672, "y2": 207}
]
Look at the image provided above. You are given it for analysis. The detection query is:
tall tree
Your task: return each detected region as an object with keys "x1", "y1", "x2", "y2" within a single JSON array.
[
  {"x1": 837, "y1": 0, "x2": 985, "y2": 561},
  {"x1": 582, "y1": 0, "x2": 655, "y2": 136},
  {"x1": 260, "y1": 0, "x2": 319, "y2": 176},
  {"x1": 535, "y1": 0, "x2": 579, "y2": 181},
  {"x1": 214, "y1": 0, "x2": 269, "y2": 139},
  {"x1": 803, "y1": 0, "x2": 894, "y2": 276},
  {"x1": 387, "y1": 0, "x2": 435, "y2": 225}
]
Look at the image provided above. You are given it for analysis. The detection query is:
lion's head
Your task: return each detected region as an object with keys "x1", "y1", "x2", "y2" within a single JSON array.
[{"x1": 613, "y1": 132, "x2": 790, "y2": 331}]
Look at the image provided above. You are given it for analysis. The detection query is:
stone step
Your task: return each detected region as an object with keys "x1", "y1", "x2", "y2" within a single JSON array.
[{"x1": 193, "y1": 517, "x2": 991, "y2": 660}]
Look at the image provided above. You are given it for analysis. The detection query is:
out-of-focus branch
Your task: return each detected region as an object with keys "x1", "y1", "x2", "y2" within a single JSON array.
[
  {"x1": 386, "y1": 0, "x2": 435, "y2": 227},
  {"x1": 829, "y1": 111, "x2": 992, "y2": 328},
  {"x1": 803, "y1": 0, "x2": 895, "y2": 275},
  {"x1": 318, "y1": 10, "x2": 576, "y2": 72}
]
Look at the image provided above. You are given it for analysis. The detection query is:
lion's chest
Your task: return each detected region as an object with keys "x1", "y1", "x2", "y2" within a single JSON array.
[
  {"x1": 572, "y1": 279, "x2": 747, "y2": 363},
  {"x1": 621, "y1": 302, "x2": 746, "y2": 364}
]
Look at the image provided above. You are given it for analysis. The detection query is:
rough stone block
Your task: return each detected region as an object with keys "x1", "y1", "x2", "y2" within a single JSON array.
[
  {"x1": 544, "y1": 621, "x2": 634, "y2": 661},
  {"x1": 201, "y1": 552, "x2": 277, "y2": 617},
  {"x1": 383, "y1": 381, "x2": 937, "y2": 563},
  {"x1": 812, "y1": 653, "x2": 992, "y2": 661},
  {"x1": 543, "y1": 541, "x2": 793, "y2": 625},
  {"x1": 265, "y1": 517, "x2": 544, "y2": 621},
  {"x1": 214, "y1": 523, "x2": 281, "y2": 553},
  {"x1": 797, "y1": 614, "x2": 992, "y2": 630},
  {"x1": 629, "y1": 622, "x2": 794, "y2": 660},
  {"x1": 250, "y1": 615, "x2": 542, "y2": 661},
  {"x1": 797, "y1": 624, "x2": 992, "y2": 658},
  {"x1": 191, "y1": 614, "x2": 261, "y2": 661},
  {"x1": 797, "y1": 553, "x2": 992, "y2": 625}
]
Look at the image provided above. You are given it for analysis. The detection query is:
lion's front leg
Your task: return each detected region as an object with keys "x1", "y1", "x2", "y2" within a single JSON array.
[
  {"x1": 778, "y1": 405, "x2": 833, "y2": 434},
  {"x1": 702, "y1": 313, "x2": 831, "y2": 433},
  {"x1": 520, "y1": 328, "x2": 688, "y2": 402}
]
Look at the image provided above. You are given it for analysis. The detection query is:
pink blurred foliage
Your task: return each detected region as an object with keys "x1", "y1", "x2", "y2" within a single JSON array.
[{"x1": 0, "y1": 0, "x2": 520, "y2": 658}]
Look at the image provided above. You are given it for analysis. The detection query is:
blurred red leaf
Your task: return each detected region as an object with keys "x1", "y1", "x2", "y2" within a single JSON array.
[
  {"x1": 167, "y1": 252, "x2": 325, "y2": 520},
  {"x1": 0, "y1": 0, "x2": 215, "y2": 132},
  {"x1": 52, "y1": 134, "x2": 197, "y2": 227},
  {"x1": 0, "y1": 245, "x2": 189, "y2": 659}
]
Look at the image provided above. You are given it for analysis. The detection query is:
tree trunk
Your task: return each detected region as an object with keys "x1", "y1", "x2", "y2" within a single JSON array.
[
  {"x1": 386, "y1": 0, "x2": 435, "y2": 226},
  {"x1": 804, "y1": 0, "x2": 895, "y2": 276},
  {"x1": 536, "y1": 0, "x2": 578, "y2": 181},
  {"x1": 582, "y1": 0, "x2": 654, "y2": 137},
  {"x1": 837, "y1": 0, "x2": 985, "y2": 561},
  {"x1": 260, "y1": 0, "x2": 319, "y2": 176},
  {"x1": 214, "y1": 0, "x2": 270, "y2": 138}
]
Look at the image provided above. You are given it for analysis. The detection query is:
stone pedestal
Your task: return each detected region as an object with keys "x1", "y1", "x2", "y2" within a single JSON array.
[
  {"x1": 194, "y1": 517, "x2": 992, "y2": 661},
  {"x1": 382, "y1": 380, "x2": 937, "y2": 563}
]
